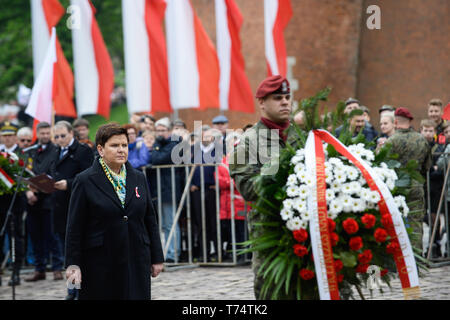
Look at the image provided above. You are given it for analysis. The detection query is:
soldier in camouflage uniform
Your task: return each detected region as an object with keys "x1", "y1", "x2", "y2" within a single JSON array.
[
  {"x1": 386, "y1": 108, "x2": 431, "y2": 251},
  {"x1": 229, "y1": 75, "x2": 300, "y2": 299}
]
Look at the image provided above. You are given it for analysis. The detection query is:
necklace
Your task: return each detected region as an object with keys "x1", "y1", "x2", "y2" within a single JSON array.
[{"x1": 99, "y1": 158, "x2": 126, "y2": 194}]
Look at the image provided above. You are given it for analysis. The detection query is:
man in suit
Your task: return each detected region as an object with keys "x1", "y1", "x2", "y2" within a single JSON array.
[
  {"x1": 24, "y1": 122, "x2": 64, "y2": 282},
  {"x1": 49, "y1": 121, "x2": 94, "y2": 290}
]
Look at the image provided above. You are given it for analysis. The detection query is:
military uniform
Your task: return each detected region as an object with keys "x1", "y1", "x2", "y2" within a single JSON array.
[
  {"x1": 386, "y1": 127, "x2": 431, "y2": 250},
  {"x1": 229, "y1": 75, "x2": 300, "y2": 299}
]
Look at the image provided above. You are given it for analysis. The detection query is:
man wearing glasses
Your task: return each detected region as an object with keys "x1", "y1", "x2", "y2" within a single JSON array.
[
  {"x1": 50, "y1": 121, "x2": 94, "y2": 298},
  {"x1": 17, "y1": 127, "x2": 33, "y2": 149}
]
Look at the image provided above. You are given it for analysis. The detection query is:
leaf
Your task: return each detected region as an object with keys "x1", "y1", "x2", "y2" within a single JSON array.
[{"x1": 340, "y1": 252, "x2": 357, "y2": 267}]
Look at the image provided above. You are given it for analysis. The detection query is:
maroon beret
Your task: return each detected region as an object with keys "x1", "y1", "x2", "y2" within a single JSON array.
[
  {"x1": 394, "y1": 107, "x2": 414, "y2": 120},
  {"x1": 255, "y1": 75, "x2": 290, "y2": 99}
]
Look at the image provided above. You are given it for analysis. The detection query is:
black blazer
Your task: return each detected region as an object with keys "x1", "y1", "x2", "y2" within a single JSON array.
[
  {"x1": 65, "y1": 159, "x2": 164, "y2": 300},
  {"x1": 50, "y1": 139, "x2": 94, "y2": 233}
]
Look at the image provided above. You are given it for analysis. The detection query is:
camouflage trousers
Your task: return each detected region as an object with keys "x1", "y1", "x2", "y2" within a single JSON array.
[{"x1": 406, "y1": 186, "x2": 425, "y2": 251}]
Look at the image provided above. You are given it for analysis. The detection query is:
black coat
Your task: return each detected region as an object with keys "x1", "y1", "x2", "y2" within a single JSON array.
[
  {"x1": 28, "y1": 142, "x2": 58, "y2": 210},
  {"x1": 65, "y1": 160, "x2": 164, "y2": 300},
  {"x1": 50, "y1": 139, "x2": 94, "y2": 234},
  {"x1": 150, "y1": 135, "x2": 184, "y2": 204}
]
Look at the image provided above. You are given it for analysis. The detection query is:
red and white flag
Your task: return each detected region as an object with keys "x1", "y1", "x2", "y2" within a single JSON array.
[
  {"x1": 31, "y1": 0, "x2": 77, "y2": 118},
  {"x1": 25, "y1": 27, "x2": 57, "y2": 124},
  {"x1": 215, "y1": 0, "x2": 254, "y2": 113},
  {"x1": 165, "y1": 0, "x2": 220, "y2": 110},
  {"x1": 264, "y1": 0, "x2": 292, "y2": 77},
  {"x1": 71, "y1": 0, "x2": 114, "y2": 119},
  {"x1": 122, "y1": 0, "x2": 171, "y2": 114}
]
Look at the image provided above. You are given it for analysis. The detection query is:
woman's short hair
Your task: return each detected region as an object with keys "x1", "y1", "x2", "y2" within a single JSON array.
[
  {"x1": 95, "y1": 123, "x2": 128, "y2": 147},
  {"x1": 122, "y1": 123, "x2": 138, "y2": 134}
]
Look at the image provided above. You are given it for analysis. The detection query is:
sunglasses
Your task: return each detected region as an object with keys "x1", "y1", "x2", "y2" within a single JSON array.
[
  {"x1": 54, "y1": 134, "x2": 67, "y2": 139},
  {"x1": 20, "y1": 139, "x2": 32, "y2": 143}
]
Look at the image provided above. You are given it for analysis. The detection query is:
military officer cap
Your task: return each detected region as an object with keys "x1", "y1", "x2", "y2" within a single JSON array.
[
  {"x1": 0, "y1": 121, "x2": 19, "y2": 135},
  {"x1": 394, "y1": 107, "x2": 414, "y2": 120},
  {"x1": 379, "y1": 105, "x2": 395, "y2": 114},
  {"x1": 345, "y1": 97, "x2": 360, "y2": 106},
  {"x1": 255, "y1": 75, "x2": 290, "y2": 99},
  {"x1": 212, "y1": 115, "x2": 229, "y2": 124}
]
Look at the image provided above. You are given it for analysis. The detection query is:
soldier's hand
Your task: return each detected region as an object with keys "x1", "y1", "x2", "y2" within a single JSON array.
[
  {"x1": 190, "y1": 185, "x2": 199, "y2": 192},
  {"x1": 54, "y1": 180, "x2": 68, "y2": 191}
]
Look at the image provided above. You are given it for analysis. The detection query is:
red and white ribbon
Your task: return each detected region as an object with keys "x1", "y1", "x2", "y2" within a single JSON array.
[
  {"x1": 0, "y1": 168, "x2": 14, "y2": 189},
  {"x1": 305, "y1": 130, "x2": 420, "y2": 300}
]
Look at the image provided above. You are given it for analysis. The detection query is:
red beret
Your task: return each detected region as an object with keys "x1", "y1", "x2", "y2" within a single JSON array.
[
  {"x1": 394, "y1": 107, "x2": 414, "y2": 120},
  {"x1": 255, "y1": 75, "x2": 290, "y2": 99}
]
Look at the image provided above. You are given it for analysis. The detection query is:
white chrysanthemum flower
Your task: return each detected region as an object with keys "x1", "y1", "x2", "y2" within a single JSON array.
[
  {"x1": 360, "y1": 187, "x2": 371, "y2": 201},
  {"x1": 394, "y1": 195, "x2": 406, "y2": 209},
  {"x1": 328, "y1": 211, "x2": 339, "y2": 220},
  {"x1": 341, "y1": 183, "x2": 353, "y2": 194},
  {"x1": 294, "y1": 162, "x2": 305, "y2": 173},
  {"x1": 329, "y1": 199, "x2": 343, "y2": 216},
  {"x1": 346, "y1": 166, "x2": 359, "y2": 181},
  {"x1": 340, "y1": 195, "x2": 353, "y2": 212},
  {"x1": 304, "y1": 176, "x2": 314, "y2": 187},
  {"x1": 286, "y1": 185, "x2": 301, "y2": 197},
  {"x1": 301, "y1": 211, "x2": 311, "y2": 221},
  {"x1": 349, "y1": 181, "x2": 362, "y2": 194},
  {"x1": 280, "y1": 208, "x2": 294, "y2": 221},
  {"x1": 296, "y1": 169, "x2": 308, "y2": 183},
  {"x1": 386, "y1": 179, "x2": 395, "y2": 190},
  {"x1": 380, "y1": 162, "x2": 388, "y2": 170},
  {"x1": 324, "y1": 161, "x2": 332, "y2": 170},
  {"x1": 369, "y1": 190, "x2": 381, "y2": 203},
  {"x1": 286, "y1": 174, "x2": 298, "y2": 186},
  {"x1": 293, "y1": 198, "x2": 307, "y2": 214},
  {"x1": 330, "y1": 181, "x2": 341, "y2": 192},
  {"x1": 283, "y1": 198, "x2": 295, "y2": 210},
  {"x1": 326, "y1": 189, "x2": 335, "y2": 202},
  {"x1": 286, "y1": 217, "x2": 303, "y2": 231},
  {"x1": 358, "y1": 176, "x2": 367, "y2": 186},
  {"x1": 329, "y1": 157, "x2": 343, "y2": 167},
  {"x1": 401, "y1": 201, "x2": 410, "y2": 218},
  {"x1": 291, "y1": 155, "x2": 303, "y2": 165},
  {"x1": 325, "y1": 168, "x2": 334, "y2": 184},
  {"x1": 334, "y1": 170, "x2": 347, "y2": 183},
  {"x1": 351, "y1": 198, "x2": 364, "y2": 213},
  {"x1": 362, "y1": 149, "x2": 375, "y2": 161},
  {"x1": 295, "y1": 149, "x2": 305, "y2": 159},
  {"x1": 298, "y1": 184, "x2": 310, "y2": 199}
]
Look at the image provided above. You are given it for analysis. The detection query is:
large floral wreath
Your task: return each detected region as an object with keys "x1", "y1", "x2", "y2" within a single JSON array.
[
  {"x1": 0, "y1": 151, "x2": 32, "y2": 195},
  {"x1": 242, "y1": 89, "x2": 427, "y2": 300}
]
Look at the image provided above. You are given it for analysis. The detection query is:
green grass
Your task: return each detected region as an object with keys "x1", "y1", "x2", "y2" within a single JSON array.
[{"x1": 84, "y1": 103, "x2": 129, "y2": 142}]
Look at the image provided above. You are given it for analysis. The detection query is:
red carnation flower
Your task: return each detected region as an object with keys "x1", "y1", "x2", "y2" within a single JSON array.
[
  {"x1": 381, "y1": 269, "x2": 389, "y2": 277},
  {"x1": 299, "y1": 269, "x2": 315, "y2": 280},
  {"x1": 293, "y1": 244, "x2": 308, "y2": 257},
  {"x1": 9, "y1": 158, "x2": 15, "y2": 164},
  {"x1": 342, "y1": 218, "x2": 359, "y2": 235},
  {"x1": 381, "y1": 214, "x2": 393, "y2": 228},
  {"x1": 334, "y1": 259, "x2": 343, "y2": 273},
  {"x1": 337, "y1": 274, "x2": 344, "y2": 283},
  {"x1": 328, "y1": 218, "x2": 336, "y2": 232},
  {"x1": 330, "y1": 232, "x2": 339, "y2": 247},
  {"x1": 358, "y1": 249, "x2": 373, "y2": 265},
  {"x1": 374, "y1": 228, "x2": 388, "y2": 243},
  {"x1": 355, "y1": 264, "x2": 369, "y2": 273},
  {"x1": 361, "y1": 214, "x2": 376, "y2": 229},
  {"x1": 18, "y1": 159, "x2": 24, "y2": 167},
  {"x1": 293, "y1": 228, "x2": 308, "y2": 243},
  {"x1": 349, "y1": 236, "x2": 363, "y2": 251},
  {"x1": 386, "y1": 241, "x2": 400, "y2": 254}
]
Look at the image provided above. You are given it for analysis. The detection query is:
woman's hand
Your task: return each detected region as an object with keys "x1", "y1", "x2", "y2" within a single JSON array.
[
  {"x1": 66, "y1": 265, "x2": 82, "y2": 288},
  {"x1": 151, "y1": 263, "x2": 164, "y2": 278}
]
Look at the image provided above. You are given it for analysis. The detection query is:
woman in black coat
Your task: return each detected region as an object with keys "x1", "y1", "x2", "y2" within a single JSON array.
[{"x1": 65, "y1": 123, "x2": 164, "y2": 300}]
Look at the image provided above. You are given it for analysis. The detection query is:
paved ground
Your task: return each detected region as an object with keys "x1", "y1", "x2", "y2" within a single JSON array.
[{"x1": 1, "y1": 263, "x2": 449, "y2": 300}]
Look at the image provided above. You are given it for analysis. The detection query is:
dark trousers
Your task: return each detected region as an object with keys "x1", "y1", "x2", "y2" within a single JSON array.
[
  {"x1": 190, "y1": 188, "x2": 217, "y2": 259},
  {"x1": 26, "y1": 205, "x2": 63, "y2": 272},
  {"x1": 221, "y1": 219, "x2": 246, "y2": 251}
]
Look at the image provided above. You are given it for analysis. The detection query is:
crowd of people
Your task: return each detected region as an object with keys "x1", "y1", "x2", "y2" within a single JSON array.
[{"x1": 0, "y1": 88, "x2": 449, "y2": 298}]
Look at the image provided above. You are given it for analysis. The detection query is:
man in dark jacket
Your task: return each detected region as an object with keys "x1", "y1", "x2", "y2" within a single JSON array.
[
  {"x1": 49, "y1": 120, "x2": 93, "y2": 298},
  {"x1": 151, "y1": 117, "x2": 183, "y2": 263},
  {"x1": 190, "y1": 126, "x2": 222, "y2": 262},
  {"x1": 24, "y1": 122, "x2": 64, "y2": 282}
]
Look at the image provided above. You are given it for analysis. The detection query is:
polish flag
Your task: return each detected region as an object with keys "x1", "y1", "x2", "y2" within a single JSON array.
[
  {"x1": 122, "y1": 0, "x2": 171, "y2": 114},
  {"x1": 165, "y1": 0, "x2": 220, "y2": 110},
  {"x1": 264, "y1": 0, "x2": 293, "y2": 77},
  {"x1": 25, "y1": 28, "x2": 57, "y2": 124},
  {"x1": 71, "y1": 0, "x2": 114, "y2": 119},
  {"x1": 215, "y1": 0, "x2": 254, "y2": 113},
  {"x1": 31, "y1": 0, "x2": 77, "y2": 118}
]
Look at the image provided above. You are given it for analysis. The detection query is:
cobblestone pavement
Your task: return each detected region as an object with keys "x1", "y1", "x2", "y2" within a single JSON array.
[{"x1": 1, "y1": 263, "x2": 449, "y2": 300}]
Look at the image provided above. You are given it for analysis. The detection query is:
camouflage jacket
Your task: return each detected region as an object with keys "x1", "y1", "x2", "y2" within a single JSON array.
[
  {"x1": 386, "y1": 128, "x2": 431, "y2": 181},
  {"x1": 229, "y1": 121, "x2": 301, "y2": 202}
]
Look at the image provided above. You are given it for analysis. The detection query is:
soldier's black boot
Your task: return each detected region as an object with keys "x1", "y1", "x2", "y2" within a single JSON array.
[{"x1": 8, "y1": 272, "x2": 20, "y2": 286}]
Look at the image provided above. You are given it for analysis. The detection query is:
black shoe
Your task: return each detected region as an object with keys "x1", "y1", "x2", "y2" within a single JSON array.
[
  {"x1": 165, "y1": 258, "x2": 175, "y2": 263},
  {"x1": 8, "y1": 275, "x2": 20, "y2": 286}
]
